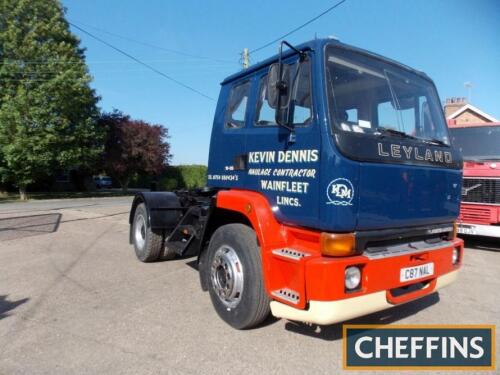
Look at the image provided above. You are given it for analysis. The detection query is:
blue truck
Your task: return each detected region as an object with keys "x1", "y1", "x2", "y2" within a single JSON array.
[{"x1": 129, "y1": 38, "x2": 464, "y2": 329}]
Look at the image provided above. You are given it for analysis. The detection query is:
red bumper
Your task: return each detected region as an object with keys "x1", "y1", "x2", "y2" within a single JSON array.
[
  {"x1": 266, "y1": 227, "x2": 463, "y2": 310},
  {"x1": 305, "y1": 239, "x2": 463, "y2": 303},
  {"x1": 459, "y1": 203, "x2": 500, "y2": 225},
  {"x1": 457, "y1": 203, "x2": 500, "y2": 237}
]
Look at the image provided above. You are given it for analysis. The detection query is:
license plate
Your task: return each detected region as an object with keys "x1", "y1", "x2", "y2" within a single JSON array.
[
  {"x1": 458, "y1": 224, "x2": 476, "y2": 235},
  {"x1": 400, "y1": 263, "x2": 434, "y2": 282}
]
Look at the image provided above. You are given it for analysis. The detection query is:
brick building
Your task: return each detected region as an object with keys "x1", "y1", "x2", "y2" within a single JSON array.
[{"x1": 444, "y1": 97, "x2": 498, "y2": 127}]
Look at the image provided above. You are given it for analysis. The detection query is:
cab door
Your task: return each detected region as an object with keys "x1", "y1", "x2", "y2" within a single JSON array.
[
  {"x1": 244, "y1": 54, "x2": 322, "y2": 228},
  {"x1": 207, "y1": 79, "x2": 251, "y2": 188}
]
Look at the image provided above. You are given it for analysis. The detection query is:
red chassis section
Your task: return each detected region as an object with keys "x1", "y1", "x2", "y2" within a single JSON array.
[
  {"x1": 216, "y1": 189, "x2": 463, "y2": 310},
  {"x1": 459, "y1": 203, "x2": 500, "y2": 226}
]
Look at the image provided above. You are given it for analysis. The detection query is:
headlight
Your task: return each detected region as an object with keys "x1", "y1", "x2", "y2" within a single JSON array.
[
  {"x1": 345, "y1": 266, "x2": 361, "y2": 290},
  {"x1": 452, "y1": 247, "x2": 460, "y2": 265}
]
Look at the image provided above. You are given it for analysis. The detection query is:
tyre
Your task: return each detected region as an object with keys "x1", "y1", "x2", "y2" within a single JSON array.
[
  {"x1": 132, "y1": 203, "x2": 172, "y2": 262},
  {"x1": 206, "y1": 224, "x2": 270, "y2": 329},
  {"x1": 159, "y1": 241, "x2": 177, "y2": 261}
]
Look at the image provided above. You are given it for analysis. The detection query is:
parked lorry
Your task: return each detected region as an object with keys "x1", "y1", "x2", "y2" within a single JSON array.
[
  {"x1": 129, "y1": 39, "x2": 464, "y2": 329},
  {"x1": 449, "y1": 123, "x2": 500, "y2": 238}
]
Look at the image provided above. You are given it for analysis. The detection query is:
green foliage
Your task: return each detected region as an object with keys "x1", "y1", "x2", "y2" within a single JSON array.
[
  {"x1": 129, "y1": 173, "x2": 153, "y2": 189},
  {"x1": 158, "y1": 177, "x2": 179, "y2": 191},
  {"x1": 0, "y1": 0, "x2": 102, "y2": 195},
  {"x1": 158, "y1": 165, "x2": 207, "y2": 190},
  {"x1": 176, "y1": 165, "x2": 208, "y2": 189}
]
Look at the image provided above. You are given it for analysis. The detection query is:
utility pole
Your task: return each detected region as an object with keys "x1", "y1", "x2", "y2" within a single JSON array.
[{"x1": 242, "y1": 48, "x2": 249, "y2": 69}]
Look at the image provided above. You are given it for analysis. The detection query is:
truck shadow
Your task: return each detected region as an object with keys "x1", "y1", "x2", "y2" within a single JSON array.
[
  {"x1": 460, "y1": 236, "x2": 500, "y2": 252},
  {"x1": 0, "y1": 295, "x2": 29, "y2": 320},
  {"x1": 180, "y1": 257, "x2": 440, "y2": 341},
  {"x1": 284, "y1": 292, "x2": 440, "y2": 341},
  {"x1": 0, "y1": 213, "x2": 62, "y2": 241},
  {"x1": 183, "y1": 257, "x2": 442, "y2": 335}
]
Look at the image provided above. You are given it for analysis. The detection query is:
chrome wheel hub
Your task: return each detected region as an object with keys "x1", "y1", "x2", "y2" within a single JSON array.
[
  {"x1": 134, "y1": 214, "x2": 146, "y2": 250},
  {"x1": 210, "y1": 245, "x2": 244, "y2": 308}
]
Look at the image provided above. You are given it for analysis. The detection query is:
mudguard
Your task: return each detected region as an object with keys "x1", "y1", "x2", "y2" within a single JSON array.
[{"x1": 129, "y1": 192, "x2": 183, "y2": 243}]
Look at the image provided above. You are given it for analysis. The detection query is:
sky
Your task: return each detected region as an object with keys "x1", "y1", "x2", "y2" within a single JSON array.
[{"x1": 62, "y1": 0, "x2": 500, "y2": 165}]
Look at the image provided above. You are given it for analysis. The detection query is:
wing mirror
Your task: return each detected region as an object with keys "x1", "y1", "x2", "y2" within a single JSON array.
[
  {"x1": 267, "y1": 41, "x2": 306, "y2": 132},
  {"x1": 267, "y1": 63, "x2": 290, "y2": 111},
  {"x1": 267, "y1": 63, "x2": 291, "y2": 128}
]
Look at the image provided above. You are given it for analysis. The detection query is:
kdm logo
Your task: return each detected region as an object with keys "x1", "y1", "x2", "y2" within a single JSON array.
[{"x1": 327, "y1": 178, "x2": 354, "y2": 206}]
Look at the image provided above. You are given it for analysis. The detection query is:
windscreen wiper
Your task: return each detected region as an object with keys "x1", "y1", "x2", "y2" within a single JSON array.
[
  {"x1": 377, "y1": 127, "x2": 418, "y2": 141},
  {"x1": 377, "y1": 129, "x2": 450, "y2": 147},
  {"x1": 422, "y1": 138, "x2": 449, "y2": 147}
]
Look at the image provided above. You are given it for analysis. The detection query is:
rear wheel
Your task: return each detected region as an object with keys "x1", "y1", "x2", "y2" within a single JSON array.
[
  {"x1": 206, "y1": 224, "x2": 270, "y2": 329},
  {"x1": 132, "y1": 203, "x2": 173, "y2": 262}
]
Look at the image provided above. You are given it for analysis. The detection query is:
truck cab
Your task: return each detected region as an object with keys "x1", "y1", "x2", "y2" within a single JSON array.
[
  {"x1": 129, "y1": 38, "x2": 464, "y2": 329},
  {"x1": 449, "y1": 123, "x2": 500, "y2": 238},
  {"x1": 208, "y1": 39, "x2": 463, "y2": 232}
]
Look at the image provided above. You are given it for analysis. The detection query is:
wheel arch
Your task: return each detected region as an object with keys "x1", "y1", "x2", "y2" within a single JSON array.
[
  {"x1": 129, "y1": 192, "x2": 182, "y2": 244},
  {"x1": 198, "y1": 190, "x2": 283, "y2": 291}
]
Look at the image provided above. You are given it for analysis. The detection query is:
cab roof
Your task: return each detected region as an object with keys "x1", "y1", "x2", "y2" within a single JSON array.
[{"x1": 221, "y1": 38, "x2": 430, "y2": 85}]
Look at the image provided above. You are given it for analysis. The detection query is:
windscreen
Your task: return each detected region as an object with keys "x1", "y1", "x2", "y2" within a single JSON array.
[
  {"x1": 325, "y1": 46, "x2": 449, "y2": 145},
  {"x1": 450, "y1": 126, "x2": 500, "y2": 161}
]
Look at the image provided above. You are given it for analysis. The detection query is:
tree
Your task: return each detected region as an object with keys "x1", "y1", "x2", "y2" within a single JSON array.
[
  {"x1": 99, "y1": 111, "x2": 171, "y2": 191},
  {"x1": 0, "y1": 0, "x2": 102, "y2": 200},
  {"x1": 159, "y1": 165, "x2": 207, "y2": 190}
]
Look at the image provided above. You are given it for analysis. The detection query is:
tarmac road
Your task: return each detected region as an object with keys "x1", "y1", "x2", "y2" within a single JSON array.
[{"x1": 0, "y1": 197, "x2": 499, "y2": 374}]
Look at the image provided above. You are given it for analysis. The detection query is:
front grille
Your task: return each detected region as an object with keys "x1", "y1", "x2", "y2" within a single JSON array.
[
  {"x1": 459, "y1": 206, "x2": 492, "y2": 224},
  {"x1": 461, "y1": 178, "x2": 500, "y2": 204}
]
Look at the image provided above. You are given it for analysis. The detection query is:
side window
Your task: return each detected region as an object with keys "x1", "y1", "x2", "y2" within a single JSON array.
[
  {"x1": 225, "y1": 81, "x2": 250, "y2": 128},
  {"x1": 255, "y1": 75, "x2": 277, "y2": 126},
  {"x1": 291, "y1": 59, "x2": 312, "y2": 124}
]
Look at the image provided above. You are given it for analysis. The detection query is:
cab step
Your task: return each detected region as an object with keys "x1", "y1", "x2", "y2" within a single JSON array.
[
  {"x1": 272, "y1": 248, "x2": 311, "y2": 262},
  {"x1": 271, "y1": 288, "x2": 300, "y2": 305}
]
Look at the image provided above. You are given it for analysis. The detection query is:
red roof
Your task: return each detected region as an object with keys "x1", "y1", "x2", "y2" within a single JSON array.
[{"x1": 447, "y1": 120, "x2": 500, "y2": 128}]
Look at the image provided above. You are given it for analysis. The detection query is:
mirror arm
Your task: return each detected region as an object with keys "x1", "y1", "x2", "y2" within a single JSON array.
[
  {"x1": 275, "y1": 42, "x2": 284, "y2": 117},
  {"x1": 280, "y1": 122, "x2": 294, "y2": 132},
  {"x1": 274, "y1": 40, "x2": 306, "y2": 130},
  {"x1": 281, "y1": 40, "x2": 307, "y2": 61}
]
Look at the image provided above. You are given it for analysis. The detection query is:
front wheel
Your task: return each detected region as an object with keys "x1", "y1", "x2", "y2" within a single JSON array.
[{"x1": 206, "y1": 224, "x2": 270, "y2": 329}]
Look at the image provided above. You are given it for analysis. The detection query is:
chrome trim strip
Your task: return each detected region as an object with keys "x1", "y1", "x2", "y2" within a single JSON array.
[{"x1": 364, "y1": 240, "x2": 453, "y2": 260}]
